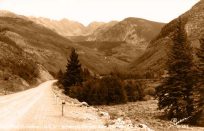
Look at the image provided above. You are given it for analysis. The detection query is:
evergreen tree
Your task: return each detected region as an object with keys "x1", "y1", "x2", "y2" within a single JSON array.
[
  {"x1": 197, "y1": 38, "x2": 204, "y2": 87},
  {"x1": 63, "y1": 48, "x2": 83, "y2": 94},
  {"x1": 194, "y1": 38, "x2": 204, "y2": 120},
  {"x1": 156, "y1": 18, "x2": 196, "y2": 121}
]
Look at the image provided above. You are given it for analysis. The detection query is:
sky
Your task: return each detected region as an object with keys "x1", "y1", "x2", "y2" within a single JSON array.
[{"x1": 0, "y1": 0, "x2": 200, "y2": 26}]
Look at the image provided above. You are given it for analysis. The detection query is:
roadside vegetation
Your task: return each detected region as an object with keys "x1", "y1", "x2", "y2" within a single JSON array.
[
  {"x1": 57, "y1": 18, "x2": 204, "y2": 127},
  {"x1": 56, "y1": 48, "x2": 150, "y2": 105}
]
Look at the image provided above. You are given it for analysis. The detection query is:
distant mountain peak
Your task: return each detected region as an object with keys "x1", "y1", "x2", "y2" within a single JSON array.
[{"x1": 88, "y1": 17, "x2": 164, "y2": 48}]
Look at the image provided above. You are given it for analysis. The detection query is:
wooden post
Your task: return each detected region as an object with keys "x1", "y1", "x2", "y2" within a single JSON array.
[{"x1": 62, "y1": 100, "x2": 65, "y2": 116}]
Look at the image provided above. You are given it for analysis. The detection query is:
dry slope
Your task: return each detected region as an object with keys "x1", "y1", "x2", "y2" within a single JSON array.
[{"x1": 130, "y1": 0, "x2": 204, "y2": 75}]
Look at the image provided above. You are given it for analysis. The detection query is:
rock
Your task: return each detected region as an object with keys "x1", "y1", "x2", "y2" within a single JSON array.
[
  {"x1": 138, "y1": 124, "x2": 154, "y2": 131},
  {"x1": 99, "y1": 111, "x2": 110, "y2": 119},
  {"x1": 80, "y1": 102, "x2": 89, "y2": 107},
  {"x1": 125, "y1": 119, "x2": 133, "y2": 127},
  {"x1": 114, "y1": 117, "x2": 125, "y2": 129},
  {"x1": 89, "y1": 107, "x2": 97, "y2": 111}
]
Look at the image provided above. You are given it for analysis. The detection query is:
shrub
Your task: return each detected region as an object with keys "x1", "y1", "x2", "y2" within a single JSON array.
[
  {"x1": 99, "y1": 76, "x2": 127, "y2": 105},
  {"x1": 69, "y1": 86, "x2": 83, "y2": 100},
  {"x1": 124, "y1": 81, "x2": 145, "y2": 101},
  {"x1": 143, "y1": 95, "x2": 153, "y2": 101},
  {"x1": 144, "y1": 87, "x2": 156, "y2": 96},
  {"x1": 68, "y1": 76, "x2": 128, "y2": 105},
  {"x1": 66, "y1": 75, "x2": 148, "y2": 105}
]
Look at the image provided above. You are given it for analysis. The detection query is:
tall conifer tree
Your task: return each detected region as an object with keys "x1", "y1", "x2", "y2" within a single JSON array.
[
  {"x1": 195, "y1": 38, "x2": 204, "y2": 121},
  {"x1": 156, "y1": 18, "x2": 196, "y2": 120},
  {"x1": 63, "y1": 48, "x2": 83, "y2": 94}
]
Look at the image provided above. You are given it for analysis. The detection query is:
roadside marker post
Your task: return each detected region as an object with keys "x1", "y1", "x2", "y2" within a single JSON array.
[
  {"x1": 62, "y1": 100, "x2": 66, "y2": 116},
  {"x1": 56, "y1": 95, "x2": 59, "y2": 104}
]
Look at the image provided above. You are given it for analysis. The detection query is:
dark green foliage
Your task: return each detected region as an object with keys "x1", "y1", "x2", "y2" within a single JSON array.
[
  {"x1": 68, "y1": 75, "x2": 147, "y2": 105},
  {"x1": 69, "y1": 86, "x2": 83, "y2": 100},
  {"x1": 69, "y1": 76, "x2": 128, "y2": 105},
  {"x1": 62, "y1": 48, "x2": 83, "y2": 94},
  {"x1": 100, "y1": 76, "x2": 127, "y2": 105},
  {"x1": 194, "y1": 38, "x2": 204, "y2": 123},
  {"x1": 156, "y1": 18, "x2": 197, "y2": 122},
  {"x1": 144, "y1": 87, "x2": 156, "y2": 96},
  {"x1": 124, "y1": 81, "x2": 145, "y2": 101}
]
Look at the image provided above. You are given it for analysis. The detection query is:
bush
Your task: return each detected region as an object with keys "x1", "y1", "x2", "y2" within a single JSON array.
[
  {"x1": 124, "y1": 81, "x2": 145, "y2": 101},
  {"x1": 66, "y1": 75, "x2": 148, "y2": 105},
  {"x1": 68, "y1": 76, "x2": 128, "y2": 105},
  {"x1": 143, "y1": 95, "x2": 153, "y2": 101},
  {"x1": 69, "y1": 86, "x2": 83, "y2": 100},
  {"x1": 144, "y1": 87, "x2": 156, "y2": 96},
  {"x1": 99, "y1": 76, "x2": 127, "y2": 105}
]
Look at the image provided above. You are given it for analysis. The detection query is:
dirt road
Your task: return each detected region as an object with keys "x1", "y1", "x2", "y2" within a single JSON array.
[{"x1": 0, "y1": 80, "x2": 106, "y2": 131}]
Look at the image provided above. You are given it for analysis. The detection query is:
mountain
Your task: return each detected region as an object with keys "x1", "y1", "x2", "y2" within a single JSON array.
[
  {"x1": 29, "y1": 17, "x2": 106, "y2": 36},
  {"x1": 80, "y1": 18, "x2": 164, "y2": 63},
  {"x1": 67, "y1": 22, "x2": 107, "y2": 42},
  {"x1": 87, "y1": 21, "x2": 118, "y2": 41},
  {"x1": 85, "y1": 22, "x2": 106, "y2": 35},
  {"x1": 88, "y1": 18, "x2": 164, "y2": 49},
  {"x1": 130, "y1": 0, "x2": 204, "y2": 76},
  {"x1": 29, "y1": 17, "x2": 86, "y2": 36},
  {"x1": 0, "y1": 11, "x2": 127, "y2": 92}
]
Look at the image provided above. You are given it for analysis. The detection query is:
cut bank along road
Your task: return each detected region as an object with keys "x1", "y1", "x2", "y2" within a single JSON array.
[{"x1": 0, "y1": 80, "x2": 105, "y2": 130}]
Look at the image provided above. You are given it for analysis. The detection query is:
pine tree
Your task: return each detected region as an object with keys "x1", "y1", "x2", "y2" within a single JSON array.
[
  {"x1": 63, "y1": 48, "x2": 83, "y2": 94},
  {"x1": 194, "y1": 38, "x2": 204, "y2": 120},
  {"x1": 156, "y1": 18, "x2": 196, "y2": 121},
  {"x1": 197, "y1": 38, "x2": 204, "y2": 91}
]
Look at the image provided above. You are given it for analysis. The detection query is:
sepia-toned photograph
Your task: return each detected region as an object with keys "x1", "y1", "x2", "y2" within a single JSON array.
[{"x1": 0, "y1": 0, "x2": 203, "y2": 130}]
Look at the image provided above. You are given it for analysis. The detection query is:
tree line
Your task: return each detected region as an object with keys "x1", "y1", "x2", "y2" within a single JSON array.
[
  {"x1": 57, "y1": 17, "x2": 204, "y2": 125},
  {"x1": 56, "y1": 48, "x2": 148, "y2": 105}
]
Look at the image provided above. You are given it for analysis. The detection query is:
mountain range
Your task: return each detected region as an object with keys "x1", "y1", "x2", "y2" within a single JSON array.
[
  {"x1": 2, "y1": 0, "x2": 203, "y2": 92},
  {"x1": 29, "y1": 17, "x2": 106, "y2": 36}
]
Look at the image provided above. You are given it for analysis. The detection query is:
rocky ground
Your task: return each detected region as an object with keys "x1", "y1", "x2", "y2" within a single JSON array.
[
  {"x1": 96, "y1": 100, "x2": 204, "y2": 131},
  {"x1": 53, "y1": 83, "x2": 155, "y2": 131}
]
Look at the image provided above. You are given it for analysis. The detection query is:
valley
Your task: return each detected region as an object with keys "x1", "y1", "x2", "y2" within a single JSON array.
[
  {"x1": 0, "y1": 0, "x2": 204, "y2": 130},
  {"x1": 0, "y1": 11, "x2": 164, "y2": 93}
]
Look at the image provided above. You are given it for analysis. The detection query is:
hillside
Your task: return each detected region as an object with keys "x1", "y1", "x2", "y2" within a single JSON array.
[
  {"x1": 87, "y1": 21, "x2": 118, "y2": 41},
  {"x1": 27, "y1": 15, "x2": 165, "y2": 64},
  {"x1": 85, "y1": 22, "x2": 106, "y2": 35},
  {"x1": 88, "y1": 18, "x2": 164, "y2": 49},
  {"x1": 130, "y1": 0, "x2": 204, "y2": 75},
  {"x1": 0, "y1": 13, "x2": 128, "y2": 93},
  {"x1": 79, "y1": 18, "x2": 164, "y2": 63}
]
